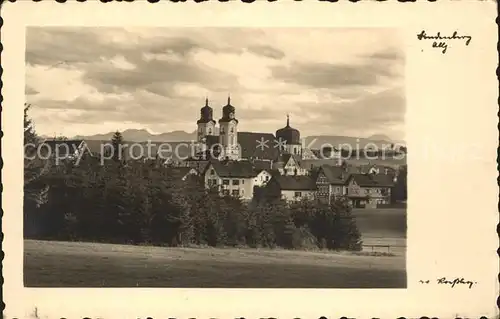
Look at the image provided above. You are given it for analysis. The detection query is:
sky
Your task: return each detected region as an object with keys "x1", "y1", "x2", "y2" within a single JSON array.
[{"x1": 25, "y1": 27, "x2": 405, "y2": 140}]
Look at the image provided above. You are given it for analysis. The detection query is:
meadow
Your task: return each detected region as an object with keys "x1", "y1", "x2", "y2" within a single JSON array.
[
  {"x1": 24, "y1": 239, "x2": 405, "y2": 288},
  {"x1": 24, "y1": 208, "x2": 406, "y2": 288}
]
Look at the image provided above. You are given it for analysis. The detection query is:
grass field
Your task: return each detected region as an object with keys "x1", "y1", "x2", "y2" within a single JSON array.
[
  {"x1": 24, "y1": 240, "x2": 406, "y2": 288},
  {"x1": 354, "y1": 208, "x2": 407, "y2": 254},
  {"x1": 24, "y1": 208, "x2": 406, "y2": 288}
]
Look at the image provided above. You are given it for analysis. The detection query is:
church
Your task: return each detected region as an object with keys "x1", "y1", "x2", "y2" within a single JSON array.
[{"x1": 195, "y1": 96, "x2": 305, "y2": 162}]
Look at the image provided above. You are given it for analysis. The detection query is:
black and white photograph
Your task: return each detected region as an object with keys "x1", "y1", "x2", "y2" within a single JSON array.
[
  {"x1": 23, "y1": 27, "x2": 408, "y2": 288},
  {"x1": 3, "y1": 2, "x2": 498, "y2": 319}
]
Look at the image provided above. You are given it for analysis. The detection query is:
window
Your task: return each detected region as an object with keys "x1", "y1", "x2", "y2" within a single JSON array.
[
  {"x1": 223, "y1": 190, "x2": 230, "y2": 196},
  {"x1": 265, "y1": 176, "x2": 269, "y2": 182},
  {"x1": 294, "y1": 191, "x2": 302, "y2": 198},
  {"x1": 222, "y1": 179, "x2": 229, "y2": 185},
  {"x1": 232, "y1": 179, "x2": 240, "y2": 186},
  {"x1": 208, "y1": 179, "x2": 218, "y2": 187},
  {"x1": 242, "y1": 179, "x2": 245, "y2": 184},
  {"x1": 232, "y1": 190, "x2": 240, "y2": 196},
  {"x1": 210, "y1": 169, "x2": 215, "y2": 175},
  {"x1": 208, "y1": 129, "x2": 212, "y2": 134}
]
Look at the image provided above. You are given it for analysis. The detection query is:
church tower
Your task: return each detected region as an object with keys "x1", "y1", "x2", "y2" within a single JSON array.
[
  {"x1": 218, "y1": 96, "x2": 240, "y2": 160},
  {"x1": 196, "y1": 98, "x2": 216, "y2": 143},
  {"x1": 276, "y1": 114, "x2": 302, "y2": 157}
]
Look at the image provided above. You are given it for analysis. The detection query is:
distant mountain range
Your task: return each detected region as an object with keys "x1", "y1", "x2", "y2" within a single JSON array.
[
  {"x1": 71, "y1": 129, "x2": 198, "y2": 143},
  {"x1": 41, "y1": 129, "x2": 405, "y2": 149},
  {"x1": 304, "y1": 135, "x2": 404, "y2": 150}
]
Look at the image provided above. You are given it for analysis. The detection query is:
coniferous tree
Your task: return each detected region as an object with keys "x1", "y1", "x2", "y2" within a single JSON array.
[
  {"x1": 24, "y1": 104, "x2": 52, "y2": 237},
  {"x1": 111, "y1": 131, "x2": 125, "y2": 162}
]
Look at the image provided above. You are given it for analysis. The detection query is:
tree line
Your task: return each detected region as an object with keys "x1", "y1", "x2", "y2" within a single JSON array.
[{"x1": 24, "y1": 104, "x2": 363, "y2": 251}]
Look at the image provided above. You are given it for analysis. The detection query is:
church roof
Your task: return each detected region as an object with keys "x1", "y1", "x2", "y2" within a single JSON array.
[
  {"x1": 237, "y1": 132, "x2": 280, "y2": 160},
  {"x1": 202, "y1": 132, "x2": 279, "y2": 161},
  {"x1": 275, "y1": 115, "x2": 300, "y2": 145},
  {"x1": 219, "y1": 96, "x2": 238, "y2": 123},
  {"x1": 197, "y1": 98, "x2": 215, "y2": 124}
]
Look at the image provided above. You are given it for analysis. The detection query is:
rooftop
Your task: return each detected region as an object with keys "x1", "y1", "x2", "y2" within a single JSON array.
[{"x1": 271, "y1": 175, "x2": 317, "y2": 191}]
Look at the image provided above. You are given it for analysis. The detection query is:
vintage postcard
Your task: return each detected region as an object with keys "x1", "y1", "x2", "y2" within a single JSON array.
[{"x1": 2, "y1": 1, "x2": 498, "y2": 318}]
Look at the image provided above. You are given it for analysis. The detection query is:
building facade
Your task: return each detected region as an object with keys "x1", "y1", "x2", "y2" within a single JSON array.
[
  {"x1": 346, "y1": 173, "x2": 394, "y2": 208},
  {"x1": 203, "y1": 160, "x2": 272, "y2": 200}
]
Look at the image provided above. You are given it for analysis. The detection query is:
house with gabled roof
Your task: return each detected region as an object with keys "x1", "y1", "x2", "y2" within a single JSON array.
[
  {"x1": 203, "y1": 159, "x2": 272, "y2": 200},
  {"x1": 265, "y1": 175, "x2": 317, "y2": 201},
  {"x1": 346, "y1": 172, "x2": 396, "y2": 208},
  {"x1": 273, "y1": 153, "x2": 308, "y2": 176},
  {"x1": 315, "y1": 164, "x2": 351, "y2": 204},
  {"x1": 314, "y1": 163, "x2": 398, "y2": 207}
]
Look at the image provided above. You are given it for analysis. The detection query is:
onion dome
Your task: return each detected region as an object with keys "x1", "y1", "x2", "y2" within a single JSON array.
[
  {"x1": 197, "y1": 98, "x2": 215, "y2": 124},
  {"x1": 276, "y1": 114, "x2": 301, "y2": 145},
  {"x1": 219, "y1": 95, "x2": 238, "y2": 123}
]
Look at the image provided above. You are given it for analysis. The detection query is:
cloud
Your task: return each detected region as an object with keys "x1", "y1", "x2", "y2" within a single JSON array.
[
  {"x1": 247, "y1": 45, "x2": 285, "y2": 59},
  {"x1": 271, "y1": 47, "x2": 403, "y2": 90},
  {"x1": 294, "y1": 87, "x2": 405, "y2": 137},
  {"x1": 25, "y1": 86, "x2": 39, "y2": 95},
  {"x1": 108, "y1": 55, "x2": 137, "y2": 70},
  {"x1": 368, "y1": 49, "x2": 405, "y2": 61},
  {"x1": 25, "y1": 27, "x2": 405, "y2": 140}
]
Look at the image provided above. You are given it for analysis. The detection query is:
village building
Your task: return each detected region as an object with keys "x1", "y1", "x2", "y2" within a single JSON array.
[
  {"x1": 314, "y1": 163, "x2": 398, "y2": 207},
  {"x1": 273, "y1": 154, "x2": 308, "y2": 176},
  {"x1": 203, "y1": 160, "x2": 272, "y2": 200},
  {"x1": 265, "y1": 175, "x2": 317, "y2": 201},
  {"x1": 315, "y1": 164, "x2": 350, "y2": 204},
  {"x1": 346, "y1": 172, "x2": 396, "y2": 208}
]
